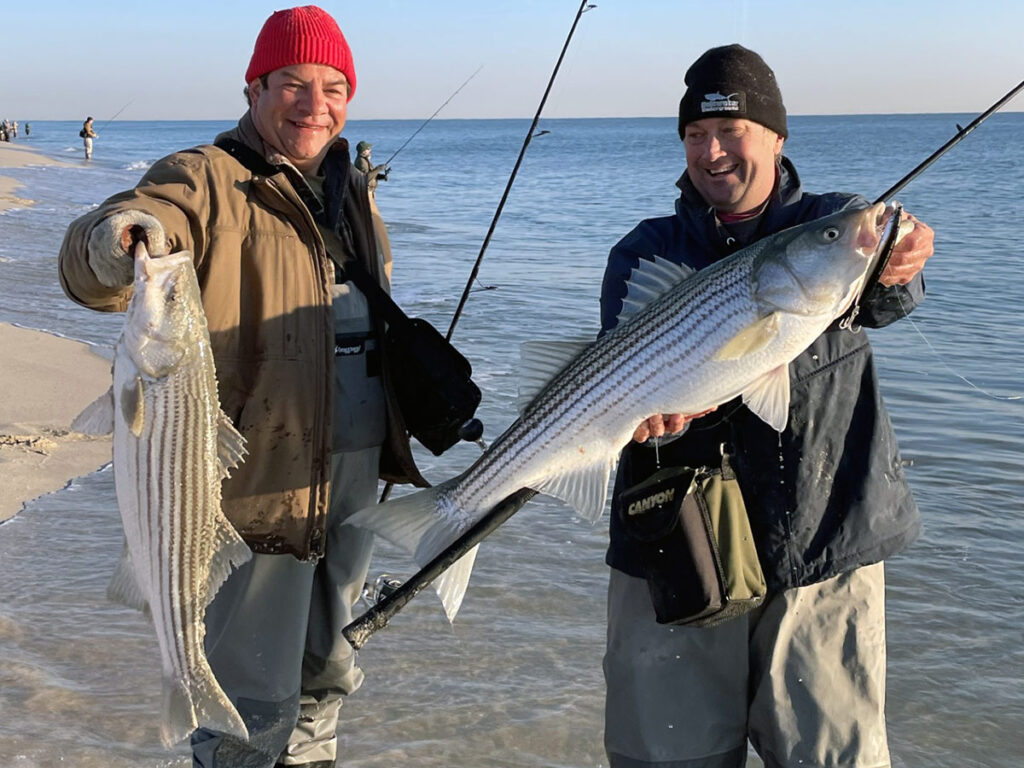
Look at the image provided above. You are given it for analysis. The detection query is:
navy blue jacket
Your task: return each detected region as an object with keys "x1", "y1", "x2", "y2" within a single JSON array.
[{"x1": 601, "y1": 157, "x2": 924, "y2": 591}]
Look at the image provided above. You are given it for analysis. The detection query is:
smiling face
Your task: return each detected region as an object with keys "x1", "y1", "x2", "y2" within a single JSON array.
[
  {"x1": 249, "y1": 63, "x2": 349, "y2": 174},
  {"x1": 683, "y1": 117, "x2": 784, "y2": 214}
]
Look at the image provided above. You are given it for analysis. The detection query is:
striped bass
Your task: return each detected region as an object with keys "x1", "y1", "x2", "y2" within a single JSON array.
[
  {"x1": 74, "y1": 245, "x2": 250, "y2": 746},
  {"x1": 348, "y1": 202, "x2": 902, "y2": 621}
]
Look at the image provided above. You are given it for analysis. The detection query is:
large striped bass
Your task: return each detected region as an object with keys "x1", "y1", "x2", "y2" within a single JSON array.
[
  {"x1": 347, "y1": 202, "x2": 903, "y2": 621},
  {"x1": 74, "y1": 245, "x2": 250, "y2": 746}
]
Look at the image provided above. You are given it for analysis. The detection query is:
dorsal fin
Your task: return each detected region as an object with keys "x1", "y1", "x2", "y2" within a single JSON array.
[
  {"x1": 616, "y1": 255, "x2": 694, "y2": 325},
  {"x1": 518, "y1": 339, "x2": 593, "y2": 413}
]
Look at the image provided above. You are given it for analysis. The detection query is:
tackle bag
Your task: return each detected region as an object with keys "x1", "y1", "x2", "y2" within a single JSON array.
[
  {"x1": 618, "y1": 452, "x2": 765, "y2": 627},
  {"x1": 340, "y1": 258, "x2": 481, "y2": 456}
]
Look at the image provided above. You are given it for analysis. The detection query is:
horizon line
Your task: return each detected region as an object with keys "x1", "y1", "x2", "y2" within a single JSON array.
[{"x1": 13, "y1": 110, "x2": 1024, "y2": 122}]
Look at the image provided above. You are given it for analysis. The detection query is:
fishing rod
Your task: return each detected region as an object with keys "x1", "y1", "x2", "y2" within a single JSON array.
[
  {"x1": 446, "y1": 0, "x2": 596, "y2": 342},
  {"x1": 849, "y1": 78, "x2": 1024, "y2": 317},
  {"x1": 344, "y1": 74, "x2": 1023, "y2": 651},
  {"x1": 874, "y1": 79, "x2": 1023, "y2": 204},
  {"x1": 97, "y1": 99, "x2": 135, "y2": 131},
  {"x1": 347, "y1": 1, "x2": 595, "y2": 646},
  {"x1": 381, "y1": 65, "x2": 484, "y2": 168}
]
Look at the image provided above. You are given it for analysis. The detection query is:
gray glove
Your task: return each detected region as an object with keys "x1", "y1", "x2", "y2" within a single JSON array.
[{"x1": 87, "y1": 210, "x2": 168, "y2": 287}]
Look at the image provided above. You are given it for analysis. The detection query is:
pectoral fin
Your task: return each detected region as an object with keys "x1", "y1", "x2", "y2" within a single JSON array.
[
  {"x1": 714, "y1": 313, "x2": 780, "y2": 360},
  {"x1": 742, "y1": 365, "x2": 791, "y2": 432},
  {"x1": 121, "y1": 377, "x2": 145, "y2": 437}
]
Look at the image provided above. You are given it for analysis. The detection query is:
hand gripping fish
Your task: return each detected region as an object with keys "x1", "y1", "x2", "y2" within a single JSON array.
[
  {"x1": 74, "y1": 244, "x2": 250, "y2": 746},
  {"x1": 346, "y1": 202, "x2": 910, "y2": 624}
]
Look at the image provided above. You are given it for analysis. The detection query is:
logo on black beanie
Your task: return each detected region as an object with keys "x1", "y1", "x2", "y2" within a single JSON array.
[{"x1": 678, "y1": 44, "x2": 788, "y2": 140}]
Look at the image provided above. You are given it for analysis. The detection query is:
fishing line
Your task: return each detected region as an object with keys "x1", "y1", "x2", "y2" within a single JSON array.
[{"x1": 894, "y1": 290, "x2": 1022, "y2": 402}]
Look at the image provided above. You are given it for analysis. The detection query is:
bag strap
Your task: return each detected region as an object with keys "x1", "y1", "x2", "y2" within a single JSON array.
[
  {"x1": 214, "y1": 136, "x2": 329, "y2": 223},
  {"x1": 214, "y1": 136, "x2": 281, "y2": 178},
  {"x1": 213, "y1": 136, "x2": 408, "y2": 328}
]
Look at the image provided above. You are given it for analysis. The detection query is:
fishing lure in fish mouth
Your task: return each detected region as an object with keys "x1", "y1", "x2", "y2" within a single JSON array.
[{"x1": 839, "y1": 202, "x2": 905, "y2": 332}]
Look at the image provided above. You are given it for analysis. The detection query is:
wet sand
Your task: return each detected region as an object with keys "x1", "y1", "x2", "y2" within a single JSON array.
[
  {"x1": 0, "y1": 322, "x2": 112, "y2": 522},
  {"x1": 0, "y1": 141, "x2": 68, "y2": 213}
]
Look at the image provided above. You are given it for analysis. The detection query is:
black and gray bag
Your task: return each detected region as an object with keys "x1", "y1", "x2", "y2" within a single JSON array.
[{"x1": 618, "y1": 451, "x2": 766, "y2": 627}]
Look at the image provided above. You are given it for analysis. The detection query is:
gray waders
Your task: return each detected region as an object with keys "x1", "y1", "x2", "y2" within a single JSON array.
[{"x1": 193, "y1": 279, "x2": 386, "y2": 768}]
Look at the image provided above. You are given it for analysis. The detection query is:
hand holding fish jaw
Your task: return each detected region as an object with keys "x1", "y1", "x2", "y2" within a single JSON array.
[
  {"x1": 86, "y1": 210, "x2": 169, "y2": 287},
  {"x1": 878, "y1": 211, "x2": 934, "y2": 286},
  {"x1": 632, "y1": 408, "x2": 717, "y2": 443}
]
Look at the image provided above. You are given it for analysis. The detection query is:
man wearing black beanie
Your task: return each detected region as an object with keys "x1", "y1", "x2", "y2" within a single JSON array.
[{"x1": 600, "y1": 44, "x2": 935, "y2": 768}]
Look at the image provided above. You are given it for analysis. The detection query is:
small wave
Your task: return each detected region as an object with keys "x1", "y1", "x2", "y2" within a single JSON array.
[{"x1": 124, "y1": 160, "x2": 151, "y2": 171}]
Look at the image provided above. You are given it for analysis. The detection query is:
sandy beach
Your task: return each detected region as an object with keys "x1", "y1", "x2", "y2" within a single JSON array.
[
  {"x1": 0, "y1": 322, "x2": 113, "y2": 521},
  {"x1": 0, "y1": 140, "x2": 69, "y2": 213},
  {"x1": 0, "y1": 140, "x2": 111, "y2": 520}
]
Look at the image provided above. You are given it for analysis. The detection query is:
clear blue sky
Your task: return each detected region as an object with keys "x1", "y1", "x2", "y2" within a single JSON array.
[{"x1": 1, "y1": 1, "x2": 1022, "y2": 121}]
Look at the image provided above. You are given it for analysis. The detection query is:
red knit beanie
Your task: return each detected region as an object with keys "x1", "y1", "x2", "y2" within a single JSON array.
[{"x1": 245, "y1": 5, "x2": 356, "y2": 100}]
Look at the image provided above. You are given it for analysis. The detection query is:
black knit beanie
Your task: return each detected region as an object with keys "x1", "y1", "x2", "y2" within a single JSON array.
[{"x1": 678, "y1": 44, "x2": 788, "y2": 140}]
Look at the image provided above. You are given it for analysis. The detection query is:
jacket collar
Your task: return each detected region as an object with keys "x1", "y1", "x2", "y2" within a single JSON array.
[
  {"x1": 217, "y1": 113, "x2": 353, "y2": 231},
  {"x1": 674, "y1": 154, "x2": 803, "y2": 214},
  {"x1": 673, "y1": 155, "x2": 805, "y2": 257},
  {"x1": 218, "y1": 112, "x2": 352, "y2": 181}
]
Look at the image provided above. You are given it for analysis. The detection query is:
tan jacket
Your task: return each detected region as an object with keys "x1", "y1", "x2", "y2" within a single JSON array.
[{"x1": 59, "y1": 113, "x2": 426, "y2": 560}]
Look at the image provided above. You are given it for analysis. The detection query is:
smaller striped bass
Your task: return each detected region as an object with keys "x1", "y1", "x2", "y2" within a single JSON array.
[
  {"x1": 74, "y1": 245, "x2": 250, "y2": 747},
  {"x1": 347, "y1": 202, "x2": 905, "y2": 622}
]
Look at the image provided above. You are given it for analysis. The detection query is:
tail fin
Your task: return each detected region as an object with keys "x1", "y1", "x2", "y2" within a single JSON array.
[
  {"x1": 346, "y1": 479, "x2": 478, "y2": 621},
  {"x1": 160, "y1": 673, "x2": 247, "y2": 748}
]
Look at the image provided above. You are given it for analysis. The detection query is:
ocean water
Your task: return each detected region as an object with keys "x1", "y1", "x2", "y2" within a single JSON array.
[{"x1": 0, "y1": 114, "x2": 1022, "y2": 767}]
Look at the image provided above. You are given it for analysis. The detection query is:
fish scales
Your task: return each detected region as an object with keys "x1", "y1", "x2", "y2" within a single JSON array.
[
  {"x1": 460, "y1": 256, "x2": 756, "y2": 507},
  {"x1": 79, "y1": 246, "x2": 252, "y2": 746},
  {"x1": 347, "y1": 203, "x2": 892, "y2": 621}
]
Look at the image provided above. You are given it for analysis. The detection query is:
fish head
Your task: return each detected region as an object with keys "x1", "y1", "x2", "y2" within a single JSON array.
[
  {"x1": 123, "y1": 245, "x2": 202, "y2": 378},
  {"x1": 751, "y1": 202, "x2": 888, "y2": 320}
]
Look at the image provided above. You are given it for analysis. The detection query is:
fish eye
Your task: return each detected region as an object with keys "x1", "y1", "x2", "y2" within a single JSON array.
[{"x1": 823, "y1": 226, "x2": 841, "y2": 241}]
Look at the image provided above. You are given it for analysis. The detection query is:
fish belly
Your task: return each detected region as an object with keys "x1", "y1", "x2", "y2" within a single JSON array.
[{"x1": 112, "y1": 354, "x2": 247, "y2": 745}]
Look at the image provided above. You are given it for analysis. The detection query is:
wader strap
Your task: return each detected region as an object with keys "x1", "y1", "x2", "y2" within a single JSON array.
[{"x1": 335, "y1": 258, "x2": 412, "y2": 331}]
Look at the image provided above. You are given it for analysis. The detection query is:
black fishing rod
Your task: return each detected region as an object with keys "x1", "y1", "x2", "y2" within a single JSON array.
[
  {"x1": 446, "y1": 0, "x2": 596, "y2": 341},
  {"x1": 851, "y1": 78, "x2": 1024, "y2": 316},
  {"x1": 97, "y1": 99, "x2": 135, "y2": 132},
  {"x1": 874, "y1": 79, "x2": 1023, "y2": 204},
  {"x1": 381, "y1": 65, "x2": 484, "y2": 168},
  {"x1": 345, "y1": 74, "x2": 1023, "y2": 651},
  {"x1": 346, "y1": 0, "x2": 595, "y2": 647}
]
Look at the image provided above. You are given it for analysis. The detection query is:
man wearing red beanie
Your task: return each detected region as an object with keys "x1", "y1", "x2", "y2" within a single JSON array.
[{"x1": 58, "y1": 6, "x2": 427, "y2": 767}]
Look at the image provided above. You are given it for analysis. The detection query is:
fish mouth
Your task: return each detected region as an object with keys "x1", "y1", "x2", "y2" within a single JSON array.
[{"x1": 853, "y1": 201, "x2": 903, "y2": 295}]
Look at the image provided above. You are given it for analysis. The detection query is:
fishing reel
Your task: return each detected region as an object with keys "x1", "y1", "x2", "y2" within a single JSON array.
[{"x1": 360, "y1": 573, "x2": 403, "y2": 609}]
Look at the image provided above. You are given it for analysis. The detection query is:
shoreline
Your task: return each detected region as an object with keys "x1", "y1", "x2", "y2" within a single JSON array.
[
  {"x1": 0, "y1": 322, "x2": 113, "y2": 522},
  {"x1": 0, "y1": 141, "x2": 70, "y2": 213},
  {"x1": 0, "y1": 142, "x2": 112, "y2": 520}
]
